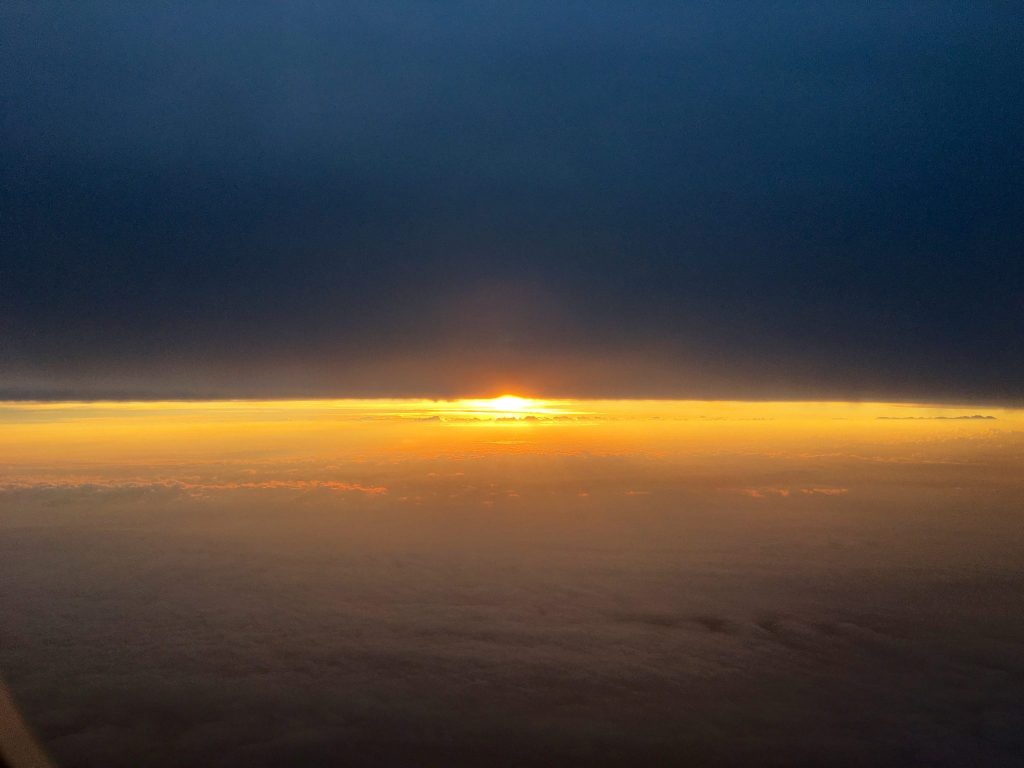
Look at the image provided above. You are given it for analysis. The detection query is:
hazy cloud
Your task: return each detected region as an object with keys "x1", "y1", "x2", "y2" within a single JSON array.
[{"x1": 2, "y1": 425, "x2": 1024, "y2": 765}]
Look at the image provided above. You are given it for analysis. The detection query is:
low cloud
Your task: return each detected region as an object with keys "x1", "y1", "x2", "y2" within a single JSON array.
[
  {"x1": 877, "y1": 415, "x2": 996, "y2": 420},
  {"x1": 0, "y1": 478, "x2": 387, "y2": 497},
  {"x1": 738, "y1": 487, "x2": 848, "y2": 499},
  {"x1": 1, "y1": 432, "x2": 1023, "y2": 766}
]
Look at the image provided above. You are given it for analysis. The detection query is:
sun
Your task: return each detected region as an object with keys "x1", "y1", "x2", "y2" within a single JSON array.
[
  {"x1": 487, "y1": 395, "x2": 534, "y2": 413},
  {"x1": 461, "y1": 395, "x2": 541, "y2": 414},
  {"x1": 452, "y1": 395, "x2": 560, "y2": 419}
]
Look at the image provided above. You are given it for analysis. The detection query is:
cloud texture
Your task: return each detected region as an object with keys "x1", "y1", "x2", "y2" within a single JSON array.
[{"x1": 2, "y1": 408, "x2": 1023, "y2": 766}]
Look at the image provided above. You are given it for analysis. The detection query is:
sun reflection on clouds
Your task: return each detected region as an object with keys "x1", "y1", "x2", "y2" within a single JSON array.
[
  {"x1": 442, "y1": 395, "x2": 576, "y2": 421},
  {"x1": 0, "y1": 399, "x2": 1017, "y2": 472}
]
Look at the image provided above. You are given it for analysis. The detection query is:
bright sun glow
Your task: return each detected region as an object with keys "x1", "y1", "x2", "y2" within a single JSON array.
[
  {"x1": 483, "y1": 395, "x2": 534, "y2": 412},
  {"x1": 453, "y1": 395, "x2": 565, "y2": 419},
  {"x1": 439, "y1": 395, "x2": 570, "y2": 421}
]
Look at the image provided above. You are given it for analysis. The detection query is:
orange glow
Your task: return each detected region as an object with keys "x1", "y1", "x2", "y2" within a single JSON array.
[
  {"x1": 454, "y1": 395, "x2": 568, "y2": 419},
  {"x1": 1, "y1": 398, "x2": 1021, "y2": 538},
  {"x1": 0, "y1": 398, "x2": 1017, "y2": 468},
  {"x1": 472, "y1": 395, "x2": 538, "y2": 412}
]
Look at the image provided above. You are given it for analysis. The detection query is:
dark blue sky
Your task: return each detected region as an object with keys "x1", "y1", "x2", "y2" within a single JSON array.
[{"x1": 2, "y1": 2, "x2": 1022, "y2": 400}]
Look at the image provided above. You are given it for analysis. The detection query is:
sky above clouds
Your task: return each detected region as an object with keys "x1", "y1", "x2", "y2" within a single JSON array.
[{"x1": 2, "y1": 2, "x2": 1022, "y2": 400}]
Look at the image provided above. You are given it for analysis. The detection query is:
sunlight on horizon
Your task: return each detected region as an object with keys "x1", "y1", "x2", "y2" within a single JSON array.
[{"x1": 0, "y1": 397, "x2": 1018, "y2": 481}]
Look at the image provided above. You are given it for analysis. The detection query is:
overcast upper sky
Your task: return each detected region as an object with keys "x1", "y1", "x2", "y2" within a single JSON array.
[{"x1": 2, "y1": 2, "x2": 1022, "y2": 401}]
